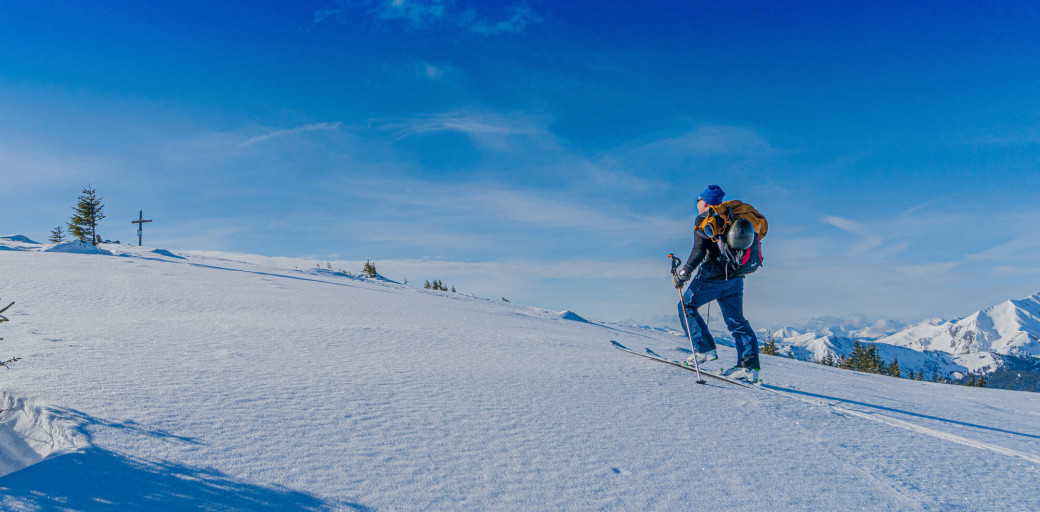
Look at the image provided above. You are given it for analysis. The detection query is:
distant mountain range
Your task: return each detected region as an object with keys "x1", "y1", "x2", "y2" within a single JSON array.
[{"x1": 765, "y1": 292, "x2": 1040, "y2": 385}]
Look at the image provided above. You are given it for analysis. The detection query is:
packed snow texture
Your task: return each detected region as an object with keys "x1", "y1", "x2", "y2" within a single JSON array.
[{"x1": 1, "y1": 237, "x2": 1039, "y2": 510}]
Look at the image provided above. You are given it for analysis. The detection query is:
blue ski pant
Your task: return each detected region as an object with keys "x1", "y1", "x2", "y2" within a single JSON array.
[{"x1": 677, "y1": 277, "x2": 760, "y2": 370}]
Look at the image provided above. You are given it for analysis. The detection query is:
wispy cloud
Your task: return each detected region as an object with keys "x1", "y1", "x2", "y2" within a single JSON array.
[
  {"x1": 599, "y1": 125, "x2": 781, "y2": 187},
  {"x1": 349, "y1": 179, "x2": 687, "y2": 242},
  {"x1": 312, "y1": 7, "x2": 342, "y2": 25},
  {"x1": 373, "y1": 0, "x2": 447, "y2": 27},
  {"x1": 420, "y1": 62, "x2": 451, "y2": 80},
  {"x1": 238, "y1": 122, "x2": 342, "y2": 147},
  {"x1": 630, "y1": 125, "x2": 774, "y2": 157},
  {"x1": 461, "y1": 6, "x2": 540, "y2": 35},
  {"x1": 821, "y1": 215, "x2": 884, "y2": 252},
  {"x1": 381, "y1": 110, "x2": 557, "y2": 153},
  {"x1": 387, "y1": 110, "x2": 544, "y2": 138},
  {"x1": 969, "y1": 128, "x2": 1040, "y2": 147},
  {"x1": 312, "y1": 1, "x2": 540, "y2": 35}
]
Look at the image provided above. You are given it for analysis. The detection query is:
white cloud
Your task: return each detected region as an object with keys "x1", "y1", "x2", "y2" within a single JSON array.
[
  {"x1": 821, "y1": 215, "x2": 884, "y2": 252},
  {"x1": 311, "y1": 7, "x2": 341, "y2": 25},
  {"x1": 461, "y1": 6, "x2": 540, "y2": 35},
  {"x1": 970, "y1": 129, "x2": 1040, "y2": 147},
  {"x1": 238, "y1": 122, "x2": 342, "y2": 147},
  {"x1": 373, "y1": 0, "x2": 447, "y2": 27},
  {"x1": 312, "y1": 1, "x2": 540, "y2": 35},
  {"x1": 347, "y1": 179, "x2": 687, "y2": 241},
  {"x1": 632, "y1": 125, "x2": 773, "y2": 157},
  {"x1": 382, "y1": 110, "x2": 557, "y2": 153},
  {"x1": 421, "y1": 62, "x2": 449, "y2": 80},
  {"x1": 388, "y1": 110, "x2": 544, "y2": 138}
]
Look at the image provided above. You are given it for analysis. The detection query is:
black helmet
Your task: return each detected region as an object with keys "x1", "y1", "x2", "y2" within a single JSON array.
[{"x1": 726, "y1": 218, "x2": 755, "y2": 250}]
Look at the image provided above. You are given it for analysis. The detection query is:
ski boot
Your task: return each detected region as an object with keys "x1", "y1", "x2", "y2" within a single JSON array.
[
  {"x1": 684, "y1": 349, "x2": 718, "y2": 367},
  {"x1": 720, "y1": 366, "x2": 759, "y2": 384}
]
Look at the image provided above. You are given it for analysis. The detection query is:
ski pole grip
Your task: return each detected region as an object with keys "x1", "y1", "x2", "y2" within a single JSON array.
[{"x1": 668, "y1": 254, "x2": 682, "y2": 275}]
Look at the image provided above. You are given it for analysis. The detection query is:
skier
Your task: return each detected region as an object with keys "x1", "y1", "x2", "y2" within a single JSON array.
[{"x1": 672, "y1": 185, "x2": 761, "y2": 383}]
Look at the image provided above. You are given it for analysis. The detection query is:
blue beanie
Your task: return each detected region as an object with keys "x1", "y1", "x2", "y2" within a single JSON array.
[{"x1": 699, "y1": 185, "x2": 725, "y2": 205}]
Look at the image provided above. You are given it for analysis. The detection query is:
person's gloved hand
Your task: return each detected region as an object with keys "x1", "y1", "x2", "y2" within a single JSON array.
[{"x1": 672, "y1": 266, "x2": 692, "y2": 289}]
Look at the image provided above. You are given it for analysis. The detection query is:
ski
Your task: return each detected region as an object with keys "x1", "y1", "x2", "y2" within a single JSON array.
[{"x1": 610, "y1": 340, "x2": 755, "y2": 388}]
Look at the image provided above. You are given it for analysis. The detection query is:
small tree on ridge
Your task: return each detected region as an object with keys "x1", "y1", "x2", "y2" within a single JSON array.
[{"x1": 68, "y1": 185, "x2": 105, "y2": 245}]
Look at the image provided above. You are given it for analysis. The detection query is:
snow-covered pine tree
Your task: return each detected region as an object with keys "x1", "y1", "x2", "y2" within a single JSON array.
[
  {"x1": 762, "y1": 336, "x2": 777, "y2": 355},
  {"x1": 68, "y1": 185, "x2": 105, "y2": 244},
  {"x1": 820, "y1": 352, "x2": 835, "y2": 366}
]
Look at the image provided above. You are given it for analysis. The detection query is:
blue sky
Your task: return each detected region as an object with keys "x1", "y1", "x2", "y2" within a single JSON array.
[{"x1": 2, "y1": 1, "x2": 1040, "y2": 328}]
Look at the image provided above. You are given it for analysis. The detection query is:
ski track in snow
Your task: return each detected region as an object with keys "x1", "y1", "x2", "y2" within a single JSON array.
[{"x1": 0, "y1": 242, "x2": 1039, "y2": 510}]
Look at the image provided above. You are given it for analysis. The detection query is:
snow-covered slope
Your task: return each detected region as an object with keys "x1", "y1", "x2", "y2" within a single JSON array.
[{"x1": 1, "y1": 237, "x2": 1039, "y2": 510}]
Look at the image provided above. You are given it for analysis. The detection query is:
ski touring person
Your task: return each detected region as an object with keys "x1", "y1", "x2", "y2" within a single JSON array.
[{"x1": 672, "y1": 185, "x2": 764, "y2": 383}]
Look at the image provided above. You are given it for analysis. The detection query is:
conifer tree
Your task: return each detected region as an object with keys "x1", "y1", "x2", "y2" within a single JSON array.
[
  {"x1": 762, "y1": 336, "x2": 778, "y2": 356},
  {"x1": 363, "y1": 260, "x2": 378, "y2": 278},
  {"x1": 424, "y1": 280, "x2": 431, "y2": 289},
  {"x1": 865, "y1": 345, "x2": 881, "y2": 373},
  {"x1": 48, "y1": 225, "x2": 66, "y2": 243},
  {"x1": 842, "y1": 340, "x2": 862, "y2": 370},
  {"x1": 68, "y1": 185, "x2": 105, "y2": 244},
  {"x1": 888, "y1": 357, "x2": 900, "y2": 378},
  {"x1": 915, "y1": 370, "x2": 924, "y2": 381}
]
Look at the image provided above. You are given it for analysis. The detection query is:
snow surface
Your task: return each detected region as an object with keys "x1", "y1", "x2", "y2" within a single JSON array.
[{"x1": 1, "y1": 238, "x2": 1040, "y2": 510}]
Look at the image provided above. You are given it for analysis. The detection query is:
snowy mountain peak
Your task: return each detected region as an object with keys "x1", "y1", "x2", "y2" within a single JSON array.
[{"x1": 877, "y1": 292, "x2": 1040, "y2": 359}]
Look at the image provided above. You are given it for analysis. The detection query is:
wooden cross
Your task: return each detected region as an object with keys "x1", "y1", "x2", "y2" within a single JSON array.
[{"x1": 131, "y1": 210, "x2": 153, "y2": 246}]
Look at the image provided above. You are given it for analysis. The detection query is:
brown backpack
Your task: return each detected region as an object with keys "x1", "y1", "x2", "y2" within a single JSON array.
[
  {"x1": 697, "y1": 200, "x2": 768, "y2": 241},
  {"x1": 697, "y1": 200, "x2": 768, "y2": 278}
]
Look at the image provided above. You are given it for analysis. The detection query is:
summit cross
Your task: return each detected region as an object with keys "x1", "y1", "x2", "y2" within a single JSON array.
[{"x1": 131, "y1": 211, "x2": 153, "y2": 246}]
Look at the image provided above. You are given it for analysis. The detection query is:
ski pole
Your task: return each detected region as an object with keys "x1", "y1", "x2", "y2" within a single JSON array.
[{"x1": 669, "y1": 254, "x2": 707, "y2": 385}]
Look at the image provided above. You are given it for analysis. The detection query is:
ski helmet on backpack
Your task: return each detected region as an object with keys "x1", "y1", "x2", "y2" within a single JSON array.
[
  {"x1": 696, "y1": 200, "x2": 768, "y2": 278},
  {"x1": 726, "y1": 218, "x2": 755, "y2": 250}
]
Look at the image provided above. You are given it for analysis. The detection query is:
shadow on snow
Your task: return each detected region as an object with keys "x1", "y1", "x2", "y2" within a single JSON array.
[
  {"x1": 766, "y1": 385, "x2": 1040, "y2": 441},
  {"x1": 0, "y1": 448, "x2": 368, "y2": 511},
  {"x1": 0, "y1": 407, "x2": 370, "y2": 511}
]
